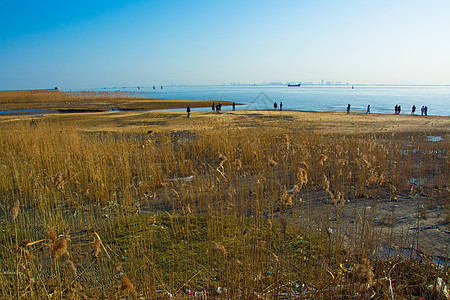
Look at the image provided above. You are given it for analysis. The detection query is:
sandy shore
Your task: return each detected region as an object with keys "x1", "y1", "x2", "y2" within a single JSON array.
[{"x1": 2, "y1": 109, "x2": 447, "y2": 136}]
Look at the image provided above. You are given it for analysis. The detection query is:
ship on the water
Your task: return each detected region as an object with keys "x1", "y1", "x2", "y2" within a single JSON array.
[{"x1": 287, "y1": 83, "x2": 301, "y2": 87}]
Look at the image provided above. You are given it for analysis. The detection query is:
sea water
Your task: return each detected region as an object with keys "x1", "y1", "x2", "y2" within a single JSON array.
[{"x1": 96, "y1": 85, "x2": 450, "y2": 116}]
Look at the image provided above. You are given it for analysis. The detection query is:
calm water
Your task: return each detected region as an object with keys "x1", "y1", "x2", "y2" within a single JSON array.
[{"x1": 96, "y1": 85, "x2": 450, "y2": 116}]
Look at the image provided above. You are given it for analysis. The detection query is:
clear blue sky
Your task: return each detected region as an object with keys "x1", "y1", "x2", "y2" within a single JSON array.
[{"x1": 1, "y1": 0, "x2": 449, "y2": 89}]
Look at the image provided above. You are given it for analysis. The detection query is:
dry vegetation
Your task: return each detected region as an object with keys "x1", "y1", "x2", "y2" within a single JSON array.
[
  {"x1": 0, "y1": 90, "x2": 231, "y2": 112},
  {"x1": 0, "y1": 92, "x2": 449, "y2": 299}
]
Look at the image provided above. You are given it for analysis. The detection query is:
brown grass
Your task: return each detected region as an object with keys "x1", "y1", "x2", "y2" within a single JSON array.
[
  {"x1": 0, "y1": 105, "x2": 448, "y2": 299},
  {"x1": 0, "y1": 90, "x2": 233, "y2": 112}
]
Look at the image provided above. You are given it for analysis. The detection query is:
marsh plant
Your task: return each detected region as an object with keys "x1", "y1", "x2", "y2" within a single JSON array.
[{"x1": 0, "y1": 118, "x2": 448, "y2": 299}]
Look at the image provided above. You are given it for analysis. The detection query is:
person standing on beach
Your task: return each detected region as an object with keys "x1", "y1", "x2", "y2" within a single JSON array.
[
  {"x1": 186, "y1": 106, "x2": 191, "y2": 118},
  {"x1": 424, "y1": 106, "x2": 428, "y2": 116},
  {"x1": 212, "y1": 103, "x2": 215, "y2": 111},
  {"x1": 398, "y1": 105, "x2": 401, "y2": 114},
  {"x1": 346, "y1": 104, "x2": 351, "y2": 114},
  {"x1": 421, "y1": 106, "x2": 424, "y2": 116},
  {"x1": 395, "y1": 105, "x2": 398, "y2": 114},
  {"x1": 232, "y1": 102, "x2": 235, "y2": 111},
  {"x1": 274, "y1": 102, "x2": 278, "y2": 110},
  {"x1": 280, "y1": 102, "x2": 283, "y2": 111},
  {"x1": 366, "y1": 105, "x2": 370, "y2": 114},
  {"x1": 411, "y1": 105, "x2": 416, "y2": 115}
]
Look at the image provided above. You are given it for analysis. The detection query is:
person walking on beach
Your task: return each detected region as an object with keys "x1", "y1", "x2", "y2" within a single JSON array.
[
  {"x1": 421, "y1": 106, "x2": 425, "y2": 116},
  {"x1": 424, "y1": 106, "x2": 428, "y2": 116},
  {"x1": 346, "y1": 104, "x2": 351, "y2": 114},
  {"x1": 212, "y1": 103, "x2": 215, "y2": 111},
  {"x1": 232, "y1": 102, "x2": 235, "y2": 111},
  {"x1": 411, "y1": 105, "x2": 416, "y2": 115},
  {"x1": 186, "y1": 106, "x2": 191, "y2": 118},
  {"x1": 395, "y1": 105, "x2": 398, "y2": 114},
  {"x1": 366, "y1": 105, "x2": 370, "y2": 114},
  {"x1": 398, "y1": 105, "x2": 401, "y2": 114},
  {"x1": 274, "y1": 102, "x2": 278, "y2": 110},
  {"x1": 280, "y1": 102, "x2": 283, "y2": 111}
]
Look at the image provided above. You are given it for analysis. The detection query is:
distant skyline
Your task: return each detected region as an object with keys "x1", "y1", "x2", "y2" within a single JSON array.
[{"x1": 1, "y1": 0, "x2": 450, "y2": 90}]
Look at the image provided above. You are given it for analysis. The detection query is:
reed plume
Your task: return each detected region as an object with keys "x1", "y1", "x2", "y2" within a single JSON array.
[
  {"x1": 234, "y1": 158, "x2": 242, "y2": 170},
  {"x1": 355, "y1": 258, "x2": 374, "y2": 292},
  {"x1": 47, "y1": 228, "x2": 57, "y2": 245},
  {"x1": 53, "y1": 172, "x2": 64, "y2": 189},
  {"x1": 214, "y1": 242, "x2": 226, "y2": 256},
  {"x1": 119, "y1": 275, "x2": 135, "y2": 295},
  {"x1": 297, "y1": 168, "x2": 308, "y2": 188},
  {"x1": 92, "y1": 236, "x2": 101, "y2": 259},
  {"x1": 67, "y1": 260, "x2": 77, "y2": 278},
  {"x1": 53, "y1": 237, "x2": 68, "y2": 258},
  {"x1": 318, "y1": 154, "x2": 328, "y2": 166},
  {"x1": 11, "y1": 199, "x2": 19, "y2": 222},
  {"x1": 322, "y1": 175, "x2": 330, "y2": 192}
]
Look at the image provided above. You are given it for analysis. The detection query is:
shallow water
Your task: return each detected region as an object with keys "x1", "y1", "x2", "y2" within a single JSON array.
[
  {"x1": 0, "y1": 109, "x2": 45, "y2": 115},
  {"x1": 87, "y1": 85, "x2": 450, "y2": 116}
]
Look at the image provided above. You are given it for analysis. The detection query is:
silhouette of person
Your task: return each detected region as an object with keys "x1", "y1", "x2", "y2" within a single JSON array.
[
  {"x1": 346, "y1": 104, "x2": 351, "y2": 114},
  {"x1": 366, "y1": 105, "x2": 370, "y2": 114},
  {"x1": 232, "y1": 102, "x2": 235, "y2": 111},
  {"x1": 186, "y1": 106, "x2": 191, "y2": 118},
  {"x1": 280, "y1": 102, "x2": 283, "y2": 111},
  {"x1": 411, "y1": 105, "x2": 416, "y2": 115},
  {"x1": 424, "y1": 106, "x2": 428, "y2": 116},
  {"x1": 274, "y1": 102, "x2": 278, "y2": 110},
  {"x1": 212, "y1": 103, "x2": 215, "y2": 111}
]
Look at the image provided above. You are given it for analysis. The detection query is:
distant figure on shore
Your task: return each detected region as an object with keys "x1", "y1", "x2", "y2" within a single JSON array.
[
  {"x1": 212, "y1": 103, "x2": 215, "y2": 111},
  {"x1": 421, "y1": 106, "x2": 425, "y2": 116},
  {"x1": 395, "y1": 105, "x2": 398, "y2": 114},
  {"x1": 232, "y1": 102, "x2": 235, "y2": 111},
  {"x1": 398, "y1": 105, "x2": 401, "y2": 114},
  {"x1": 186, "y1": 106, "x2": 191, "y2": 118},
  {"x1": 216, "y1": 103, "x2": 222, "y2": 113},
  {"x1": 280, "y1": 102, "x2": 283, "y2": 111},
  {"x1": 424, "y1": 106, "x2": 428, "y2": 116},
  {"x1": 346, "y1": 104, "x2": 351, "y2": 114},
  {"x1": 411, "y1": 105, "x2": 416, "y2": 115},
  {"x1": 366, "y1": 105, "x2": 370, "y2": 114},
  {"x1": 274, "y1": 102, "x2": 278, "y2": 110}
]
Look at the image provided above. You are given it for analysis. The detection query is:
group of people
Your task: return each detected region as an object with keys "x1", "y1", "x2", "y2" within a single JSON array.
[
  {"x1": 398, "y1": 104, "x2": 428, "y2": 116},
  {"x1": 344, "y1": 104, "x2": 430, "y2": 116},
  {"x1": 273, "y1": 102, "x2": 283, "y2": 111},
  {"x1": 418, "y1": 105, "x2": 428, "y2": 116},
  {"x1": 187, "y1": 101, "x2": 237, "y2": 118},
  {"x1": 188, "y1": 102, "x2": 430, "y2": 118},
  {"x1": 211, "y1": 102, "x2": 223, "y2": 112}
]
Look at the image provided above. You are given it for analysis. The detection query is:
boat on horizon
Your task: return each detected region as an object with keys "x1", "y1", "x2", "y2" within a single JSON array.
[{"x1": 287, "y1": 83, "x2": 301, "y2": 87}]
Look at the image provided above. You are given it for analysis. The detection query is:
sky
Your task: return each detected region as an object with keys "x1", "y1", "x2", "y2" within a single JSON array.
[{"x1": 1, "y1": 0, "x2": 450, "y2": 90}]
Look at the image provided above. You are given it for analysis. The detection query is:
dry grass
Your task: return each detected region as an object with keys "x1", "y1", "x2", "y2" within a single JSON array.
[
  {"x1": 0, "y1": 90, "x2": 233, "y2": 112},
  {"x1": 0, "y1": 106, "x2": 448, "y2": 299}
]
